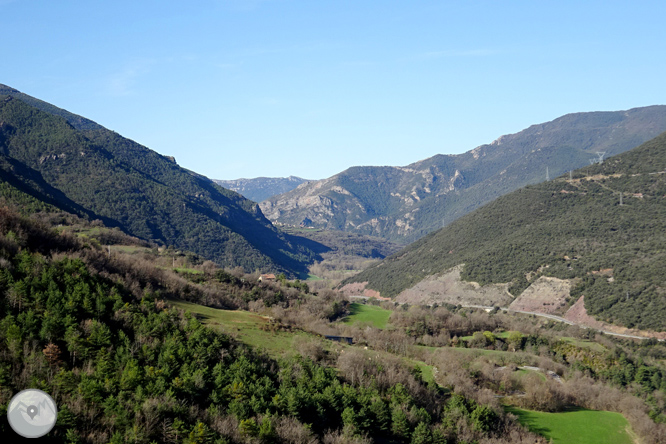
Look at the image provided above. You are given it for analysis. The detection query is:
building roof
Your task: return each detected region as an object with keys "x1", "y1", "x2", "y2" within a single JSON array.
[{"x1": 259, "y1": 273, "x2": 277, "y2": 280}]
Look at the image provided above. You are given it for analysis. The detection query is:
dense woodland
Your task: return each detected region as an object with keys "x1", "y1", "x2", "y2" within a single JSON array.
[
  {"x1": 0, "y1": 90, "x2": 318, "y2": 276},
  {"x1": 0, "y1": 207, "x2": 549, "y2": 443},
  {"x1": 1, "y1": 198, "x2": 665, "y2": 443},
  {"x1": 348, "y1": 132, "x2": 666, "y2": 331}
]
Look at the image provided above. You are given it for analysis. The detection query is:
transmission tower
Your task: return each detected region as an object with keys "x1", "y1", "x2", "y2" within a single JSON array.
[{"x1": 588, "y1": 152, "x2": 607, "y2": 165}]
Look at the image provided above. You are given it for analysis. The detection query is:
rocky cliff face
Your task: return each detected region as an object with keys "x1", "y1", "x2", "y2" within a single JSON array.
[
  {"x1": 261, "y1": 106, "x2": 666, "y2": 242},
  {"x1": 260, "y1": 162, "x2": 464, "y2": 237},
  {"x1": 213, "y1": 176, "x2": 309, "y2": 203}
]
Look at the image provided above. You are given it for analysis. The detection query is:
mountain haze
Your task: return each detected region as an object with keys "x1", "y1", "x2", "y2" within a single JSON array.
[
  {"x1": 261, "y1": 106, "x2": 666, "y2": 243},
  {"x1": 347, "y1": 131, "x2": 666, "y2": 331},
  {"x1": 213, "y1": 176, "x2": 309, "y2": 203},
  {"x1": 0, "y1": 84, "x2": 315, "y2": 275}
]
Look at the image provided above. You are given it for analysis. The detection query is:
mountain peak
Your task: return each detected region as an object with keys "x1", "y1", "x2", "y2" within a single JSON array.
[
  {"x1": 261, "y1": 106, "x2": 666, "y2": 243},
  {"x1": 213, "y1": 176, "x2": 310, "y2": 203}
]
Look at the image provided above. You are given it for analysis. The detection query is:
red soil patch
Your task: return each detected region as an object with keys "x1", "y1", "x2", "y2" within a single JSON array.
[
  {"x1": 565, "y1": 296, "x2": 666, "y2": 340},
  {"x1": 340, "y1": 282, "x2": 389, "y2": 300}
]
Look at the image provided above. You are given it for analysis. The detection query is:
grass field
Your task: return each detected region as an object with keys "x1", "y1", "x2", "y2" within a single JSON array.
[
  {"x1": 505, "y1": 406, "x2": 635, "y2": 444},
  {"x1": 170, "y1": 301, "x2": 445, "y2": 388},
  {"x1": 408, "y1": 359, "x2": 436, "y2": 385},
  {"x1": 513, "y1": 368, "x2": 547, "y2": 381},
  {"x1": 560, "y1": 337, "x2": 607, "y2": 353},
  {"x1": 343, "y1": 303, "x2": 392, "y2": 329},
  {"x1": 460, "y1": 331, "x2": 513, "y2": 341},
  {"x1": 419, "y1": 345, "x2": 525, "y2": 361},
  {"x1": 173, "y1": 267, "x2": 203, "y2": 274},
  {"x1": 109, "y1": 245, "x2": 149, "y2": 254},
  {"x1": 168, "y1": 299, "x2": 318, "y2": 357}
]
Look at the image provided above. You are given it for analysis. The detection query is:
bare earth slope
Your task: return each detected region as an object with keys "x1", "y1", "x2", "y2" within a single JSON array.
[
  {"x1": 394, "y1": 265, "x2": 513, "y2": 307},
  {"x1": 508, "y1": 276, "x2": 572, "y2": 316}
]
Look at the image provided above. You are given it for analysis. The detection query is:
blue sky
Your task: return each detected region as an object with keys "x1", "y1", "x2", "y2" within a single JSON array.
[{"x1": 2, "y1": 1, "x2": 665, "y2": 180}]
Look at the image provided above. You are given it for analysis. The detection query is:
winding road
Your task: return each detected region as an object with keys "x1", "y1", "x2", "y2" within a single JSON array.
[
  {"x1": 349, "y1": 296, "x2": 664, "y2": 341},
  {"x1": 460, "y1": 304, "x2": 664, "y2": 341}
]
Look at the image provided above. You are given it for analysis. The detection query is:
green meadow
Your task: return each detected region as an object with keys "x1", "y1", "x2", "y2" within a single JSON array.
[
  {"x1": 505, "y1": 406, "x2": 635, "y2": 444},
  {"x1": 560, "y1": 337, "x2": 607, "y2": 353},
  {"x1": 170, "y1": 300, "x2": 446, "y2": 390},
  {"x1": 172, "y1": 267, "x2": 203, "y2": 274},
  {"x1": 168, "y1": 299, "x2": 317, "y2": 357},
  {"x1": 419, "y1": 344, "x2": 521, "y2": 360},
  {"x1": 343, "y1": 302, "x2": 392, "y2": 329},
  {"x1": 459, "y1": 331, "x2": 513, "y2": 341}
]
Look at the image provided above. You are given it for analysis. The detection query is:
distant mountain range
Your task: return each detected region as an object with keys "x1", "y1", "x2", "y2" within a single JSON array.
[
  {"x1": 346, "y1": 131, "x2": 666, "y2": 331},
  {"x1": 0, "y1": 84, "x2": 316, "y2": 276},
  {"x1": 213, "y1": 176, "x2": 309, "y2": 203},
  {"x1": 261, "y1": 106, "x2": 666, "y2": 243}
]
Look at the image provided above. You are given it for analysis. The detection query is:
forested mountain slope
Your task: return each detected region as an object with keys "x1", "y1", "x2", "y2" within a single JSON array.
[
  {"x1": 214, "y1": 176, "x2": 309, "y2": 203},
  {"x1": 347, "y1": 132, "x2": 666, "y2": 331},
  {"x1": 0, "y1": 84, "x2": 315, "y2": 275},
  {"x1": 261, "y1": 106, "x2": 666, "y2": 243},
  {"x1": 0, "y1": 207, "x2": 545, "y2": 443}
]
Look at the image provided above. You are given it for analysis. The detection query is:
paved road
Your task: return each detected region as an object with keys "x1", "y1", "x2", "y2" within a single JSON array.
[
  {"x1": 459, "y1": 305, "x2": 663, "y2": 342},
  {"x1": 348, "y1": 299, "x2": 664, "y2": 341}
]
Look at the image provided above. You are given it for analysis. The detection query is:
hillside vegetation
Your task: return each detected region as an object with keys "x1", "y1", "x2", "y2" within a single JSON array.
[
  {"x1": 348, "y1": 132, "x2": 666, "y2": 331},
  {"x1": 262, "y1": 106, "x2": 666, "y2": 243},
  {"x1": 0, "y1": 85, "x2": 316, "y2": 276},
  {"x1": 0, "y1": 206, "x2": 551, "y2": 444},
  {"x1": 2, "y1": 201, "x2": 666, "y2": 443}
]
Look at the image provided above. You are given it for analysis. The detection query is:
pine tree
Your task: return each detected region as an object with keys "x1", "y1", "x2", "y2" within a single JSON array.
[{"x1": 411, "y1": 422, "x2": 433, "y2": 444}]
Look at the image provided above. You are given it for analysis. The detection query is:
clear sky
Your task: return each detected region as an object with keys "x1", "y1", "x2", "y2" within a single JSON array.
[{"x1": 2, "y1": 1, "x2": 665, "y2": 180}]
